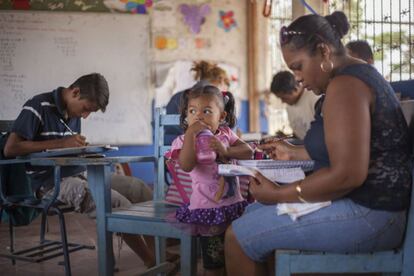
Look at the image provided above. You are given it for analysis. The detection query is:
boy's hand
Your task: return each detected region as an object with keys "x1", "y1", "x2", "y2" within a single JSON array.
[
  {"x1": 62, "y1": 134, "x2": 87, "y2": 147},
  {"x1": 209, "y1": 137, "x2": 228, "y2": 158}
]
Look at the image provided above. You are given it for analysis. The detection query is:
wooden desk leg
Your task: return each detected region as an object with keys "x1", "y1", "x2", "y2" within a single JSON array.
[
  {"x1": 180, "y1": 236, "x2": 197, "y2": 276},
  {"x1": 87, "y1": 165, "x2": 113, "y2": 276}
]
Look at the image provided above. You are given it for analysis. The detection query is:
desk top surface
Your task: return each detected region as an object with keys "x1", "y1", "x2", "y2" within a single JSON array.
[{"x1": 0, "y1": 155, "x2": 156, "y2": 166}]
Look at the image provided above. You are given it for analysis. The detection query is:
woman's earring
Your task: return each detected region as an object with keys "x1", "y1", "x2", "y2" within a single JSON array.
[{"x1": 320, "y1": 60, "x2": 333, "y2": 73}]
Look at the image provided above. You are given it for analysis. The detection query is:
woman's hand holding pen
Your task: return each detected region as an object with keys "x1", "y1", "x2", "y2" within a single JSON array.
[
  {"x1": 258, "y1": 139, "x2": 295, "y2": 160},
  {"x1": 61, "y1": 134, "x2": 87, "y2": 147}
]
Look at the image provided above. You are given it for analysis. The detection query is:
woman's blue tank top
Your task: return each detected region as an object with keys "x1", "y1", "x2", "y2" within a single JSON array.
[{"x1": 304, "y1": 64, "x2": 412, "y2": 211}]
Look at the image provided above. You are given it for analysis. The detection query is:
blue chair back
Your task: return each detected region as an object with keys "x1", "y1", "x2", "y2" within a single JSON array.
[
  {"x1": 153, "y1": 107, "x2": 180, "y2": 201},
  {"x1": 390, "y1": 80, "x2": 414, "y2": 99},
  {"x1": 108, "y1": 107, "x2": 198, "y2": 275}
]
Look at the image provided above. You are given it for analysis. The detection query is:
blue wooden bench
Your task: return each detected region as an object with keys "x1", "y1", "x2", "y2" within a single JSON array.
[{"x1": 106, "y1": 108, "x2": 198, "y2": 275}]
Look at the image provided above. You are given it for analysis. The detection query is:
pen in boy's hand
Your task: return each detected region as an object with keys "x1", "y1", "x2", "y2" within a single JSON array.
[
  {"x1": 59, "y1": 118, "x2": 75, "y2": 135},
  {"x1": 59, "y1": 119, "x2": 88, "y2": 147}
]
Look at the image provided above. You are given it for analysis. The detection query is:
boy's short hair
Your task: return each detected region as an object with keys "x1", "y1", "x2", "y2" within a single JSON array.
[
  {"x1": 270, "y1": 71, "x2": 297, "y2": 95},
  {"x1": 70, "y1": 73, "x2": 109, "y2": 112},
  {"x1": 345, "y1": 40, "x2": 374, "y2": 62}
]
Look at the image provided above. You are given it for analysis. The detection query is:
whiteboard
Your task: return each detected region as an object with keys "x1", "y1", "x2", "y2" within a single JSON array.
[{"x1": 0, "y1": 11, "x2": 151, "y2": 145}]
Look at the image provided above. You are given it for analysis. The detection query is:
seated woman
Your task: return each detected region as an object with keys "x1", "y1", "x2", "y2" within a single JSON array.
[{"x1": 224, "y1": 11, "x2": 412, "y2": 276}]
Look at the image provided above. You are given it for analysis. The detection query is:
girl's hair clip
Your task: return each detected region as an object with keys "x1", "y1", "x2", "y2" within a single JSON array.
[{"x1": 222, "y1": 91, "x2": 229, "y2": 104}]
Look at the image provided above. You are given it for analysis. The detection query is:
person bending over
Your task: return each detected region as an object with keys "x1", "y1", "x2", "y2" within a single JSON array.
[
  {"x1": 3, "y1": 73, "x2": 157, "y2": 267},
  {"x1": 270, "y1": 70, "x2": 320, "y2": 140}
]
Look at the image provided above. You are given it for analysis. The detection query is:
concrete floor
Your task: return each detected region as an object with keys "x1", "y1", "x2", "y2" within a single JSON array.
[
  {"x1": 0, "y1": 212, "x2": 163, "y2": 276},
  {"x1": 0, "y1": 211, "x2": 380, "y2": 276}
]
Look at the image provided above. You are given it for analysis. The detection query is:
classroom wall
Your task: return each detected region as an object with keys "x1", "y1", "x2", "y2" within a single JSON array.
[
  {"x1": 151, "y1": 1, "x2": 248, "y2": 101},
  {"x1": 0, "y1": 0, "x2": 248, "y2": 99},
  {"x1": 0, "y1": 0, "x2": 250, "y2": 184}
]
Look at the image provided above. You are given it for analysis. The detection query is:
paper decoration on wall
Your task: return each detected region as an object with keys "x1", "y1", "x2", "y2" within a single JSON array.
[
  {"x1": 155, "y1": 36, "x2": 178, "y2": 50},
  {"x1": 103, "y1": 0, "x2": 152, "y2": 14},
  {"x1": 152, "y1": 1, "x2": 176, "y2": 29},
  {"x1": 23, "y1": 0, "x2": 101, "y2": 11},
  {"x1": 125, "y1": 0, "x2": 153, "y2": 14},
  {"x1": 179, "y1": 3, "x2": 211, "y2": 34},
  {"x1": 194, "y1": 38, "x2": 211, "y2": 49},
  {"x1": 12, "y1": 0, "x2": 30, "y2": 9},
  {"x1": 74, "y1": 1, "x2": 96, "y2": 11},
  {"x1": 154, "y1": 2, "x2": 173, "y2": 11},
  {"x1": 218, "y1": 10, "x2": 237, "y2": 32},
  {"x1": 48, "y1": 2, "x2": 64, "y2": 10}
]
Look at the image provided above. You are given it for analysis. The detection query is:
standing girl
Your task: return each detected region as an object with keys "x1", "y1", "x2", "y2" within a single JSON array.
[
  {"x1": 165, "y1": 60, "x2": 230, "y2": 145},
  {"x1": 169, "y1": 83, "x2": 253, "y2": 275}
]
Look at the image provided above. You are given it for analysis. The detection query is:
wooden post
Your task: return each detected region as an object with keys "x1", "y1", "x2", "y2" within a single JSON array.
[{"x1": 247, "y1": 0, "x2": 260, "y2": 132}]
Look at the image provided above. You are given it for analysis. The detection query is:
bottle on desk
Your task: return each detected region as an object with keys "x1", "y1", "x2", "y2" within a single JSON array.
[{"x1": 196, "y1": 129, "x2": 217, "y2": 164}]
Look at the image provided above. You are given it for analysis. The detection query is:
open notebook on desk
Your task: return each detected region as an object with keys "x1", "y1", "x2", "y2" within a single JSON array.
[{"x1": 28, "y1": 145, "x2": 119, "y2": 158}]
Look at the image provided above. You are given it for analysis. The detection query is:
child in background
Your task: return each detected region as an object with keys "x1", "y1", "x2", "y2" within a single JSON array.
[
  {"x1": 345, "y1": 40, "x2": 374, "y2": 64},
  {"x1": 164, "y1": 60, "x2": 230, "y2": 145},
  {"x1": 169, "y1": 82, "x2": 253, "y2": 275},
  {"x1": 270, "y1": 70, "x2": 320, "y2": 140}
]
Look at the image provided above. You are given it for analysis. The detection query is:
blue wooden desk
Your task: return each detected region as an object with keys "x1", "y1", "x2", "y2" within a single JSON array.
[{"x1": 0, "y1": 156, "x2": 156, "y2": 276}]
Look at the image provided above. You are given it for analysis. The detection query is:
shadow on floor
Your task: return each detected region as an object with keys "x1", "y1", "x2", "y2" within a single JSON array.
[{"x1": 0, "y1": 212, "x2": 149, "y2": 275}]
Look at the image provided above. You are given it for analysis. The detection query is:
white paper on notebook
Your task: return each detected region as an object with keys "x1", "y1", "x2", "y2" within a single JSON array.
[{"x1": 277, "y1": 201, "x2": 332, "y2": 221}]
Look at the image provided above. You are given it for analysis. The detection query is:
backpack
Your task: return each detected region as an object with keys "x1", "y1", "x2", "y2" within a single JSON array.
[{"x1": 164, "y1": 150, "x2": 252, "y2": 205}]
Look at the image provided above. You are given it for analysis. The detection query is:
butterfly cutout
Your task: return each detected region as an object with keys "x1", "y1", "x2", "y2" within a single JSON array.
[{"x1": 179, "y1": 4, "x2": 211, "y2": 34}]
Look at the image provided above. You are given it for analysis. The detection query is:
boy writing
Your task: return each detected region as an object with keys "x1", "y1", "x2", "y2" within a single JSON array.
[{"x1": 3, "y1": 73, "x2": 156, "y2": 267}]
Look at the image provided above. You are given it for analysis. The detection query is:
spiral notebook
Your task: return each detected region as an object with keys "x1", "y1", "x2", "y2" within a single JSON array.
[
  {"x1": 237, "y1": 159, "x2": 315, "y2": 172},
  {"x1": 218, "y1": 164, "x2": 305, "y2": 184}
]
